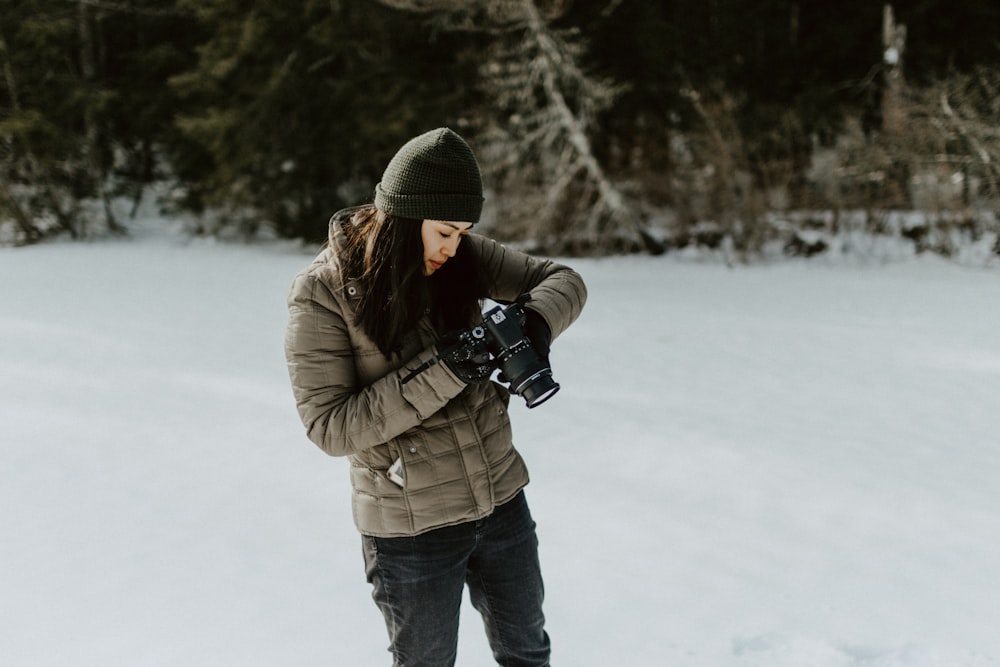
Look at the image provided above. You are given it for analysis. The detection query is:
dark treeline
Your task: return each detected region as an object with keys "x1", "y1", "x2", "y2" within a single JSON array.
[{"x1": 1, "y1": 0, "x2": 998, "y2": 254}]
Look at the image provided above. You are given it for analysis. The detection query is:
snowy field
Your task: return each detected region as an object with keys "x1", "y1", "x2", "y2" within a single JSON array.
[{"x1": 2, "y1": 220, "x2": 999, "y2": 666}]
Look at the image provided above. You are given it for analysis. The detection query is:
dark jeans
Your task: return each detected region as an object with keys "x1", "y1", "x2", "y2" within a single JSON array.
[{"x1": 362, "y1": 491, "x2": 550, "y2": 667}]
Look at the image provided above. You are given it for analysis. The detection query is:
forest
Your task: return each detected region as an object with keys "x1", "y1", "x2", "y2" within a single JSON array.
[{"x1": 1, "y1": 0, "x2": 998, "y2": 256}]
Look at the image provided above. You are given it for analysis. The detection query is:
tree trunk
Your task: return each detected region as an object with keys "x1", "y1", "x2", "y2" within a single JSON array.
[{"x1": 78, "y1": 0, "x2": 126, "y2": 236}]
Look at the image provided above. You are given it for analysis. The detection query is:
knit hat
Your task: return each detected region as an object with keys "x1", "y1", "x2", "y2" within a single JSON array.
[{"x1": 374, "y1": 128, "x2": 484, "y2": 223}]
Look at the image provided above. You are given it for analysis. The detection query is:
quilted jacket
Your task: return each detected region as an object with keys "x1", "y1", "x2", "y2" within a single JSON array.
[{"x1": 285, "y1": 211, "x2": 587, "y2": 536}]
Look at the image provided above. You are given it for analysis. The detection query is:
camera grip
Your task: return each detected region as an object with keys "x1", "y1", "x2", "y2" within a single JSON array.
[{"x1": 439, "y1": 330, "x2": 495, "y2": 384}]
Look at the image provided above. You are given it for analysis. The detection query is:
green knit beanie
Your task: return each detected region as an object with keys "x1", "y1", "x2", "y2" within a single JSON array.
[{"x1": 374, "y1": 128, "x2": 484, "y2": 223}]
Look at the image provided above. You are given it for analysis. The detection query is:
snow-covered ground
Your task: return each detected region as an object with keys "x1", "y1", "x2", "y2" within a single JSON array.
[{"x1": 2, "y1": 219, "x2": 999, "y2": 666}]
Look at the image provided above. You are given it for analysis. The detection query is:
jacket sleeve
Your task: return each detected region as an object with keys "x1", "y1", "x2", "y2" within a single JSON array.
[
  {"x1": 473, "y1": 234, "x2": 587, "y2": 341},
  {"x1": 284, "y1": 270, "x2": 467, "y2": 457}
]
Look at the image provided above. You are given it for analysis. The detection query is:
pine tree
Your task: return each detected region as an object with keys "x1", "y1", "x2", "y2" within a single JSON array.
[
  {"x1": 0, "y1": 1, "x2": 88, "y2": 243},
  {"x1": 0, "y1": 0, "x2": 199, "y2": 244},
  {"x1": 169, "y1": 0, "x2": 477, "y2": 241}
]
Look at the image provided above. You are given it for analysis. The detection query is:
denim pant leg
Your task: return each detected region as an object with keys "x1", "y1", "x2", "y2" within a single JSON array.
[
  {"x1": 363, "y1": 527, "x2": 473, "y2": 667},
  {"x1": 467, "y1": 492, "x2": 551, "y2": 667}
]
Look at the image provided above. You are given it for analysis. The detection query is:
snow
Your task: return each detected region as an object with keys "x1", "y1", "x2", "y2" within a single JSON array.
[{"x1": 2, "y1": 218, "x2": 999, "y2": 666}]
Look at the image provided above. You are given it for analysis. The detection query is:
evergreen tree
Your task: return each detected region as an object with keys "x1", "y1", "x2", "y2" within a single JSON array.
[
  {"x1": 0, "y1": 0, "x2": 200, "y2": 244},
  {"x1": 169, "y1": 0, "x2": 479, "y2": 241},
  {"x1": 1, "y1": 0, "x2": 89, "y2": 242},
  {"x1": 98, "y1": 1, "x2": 204, "y2": 215},
  {"x1": 2, "y1": 0, "x2": 997, "y2": 249}
]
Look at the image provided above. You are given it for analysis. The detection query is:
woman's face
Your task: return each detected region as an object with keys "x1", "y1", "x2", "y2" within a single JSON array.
[{"x1": 420, "y1": 219, "x2": 473, "y2": 275}]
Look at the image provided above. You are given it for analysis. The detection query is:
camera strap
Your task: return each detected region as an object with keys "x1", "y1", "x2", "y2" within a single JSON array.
[{"x1": 400, "y1": 354, "x2": 442, "y2": 385}]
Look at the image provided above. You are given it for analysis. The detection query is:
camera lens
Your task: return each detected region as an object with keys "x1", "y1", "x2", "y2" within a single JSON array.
[{"x1": 518, "y1": 370, "x2": 560, "y2": 408}]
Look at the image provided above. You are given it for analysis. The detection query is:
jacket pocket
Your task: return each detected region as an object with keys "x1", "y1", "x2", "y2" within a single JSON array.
[{"x1": 350, "y1": 465, "x2": 404, "y2": 499}]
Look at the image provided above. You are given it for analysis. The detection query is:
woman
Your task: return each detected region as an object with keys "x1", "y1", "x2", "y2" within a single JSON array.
[{"x1": 285, "y1": 127, "x2": 587, "y2": 666}]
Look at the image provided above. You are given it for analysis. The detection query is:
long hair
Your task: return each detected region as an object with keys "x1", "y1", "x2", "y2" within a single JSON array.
[{"x1": 341, "y1": 206, "x2": 492, "y2": 358}]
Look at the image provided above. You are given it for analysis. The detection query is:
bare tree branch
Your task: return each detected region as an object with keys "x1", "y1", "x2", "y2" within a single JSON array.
[{"x1": 374, "y1": 0, "x2": 657, "y2": 254}]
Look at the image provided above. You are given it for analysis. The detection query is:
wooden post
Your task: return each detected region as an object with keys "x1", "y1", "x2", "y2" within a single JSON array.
[{"x1": 881, "y1": 4, "x2": 906, "y2": 136}]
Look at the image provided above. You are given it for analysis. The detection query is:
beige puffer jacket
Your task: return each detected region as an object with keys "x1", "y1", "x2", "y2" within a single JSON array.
[{"x1": 285, "y1": 212, "x2": 587, "y2": 537}]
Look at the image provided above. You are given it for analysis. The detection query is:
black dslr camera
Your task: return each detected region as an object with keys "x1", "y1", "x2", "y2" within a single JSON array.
[{"x1": 469, "y1": 302, "x2": 560, "y2": 409}]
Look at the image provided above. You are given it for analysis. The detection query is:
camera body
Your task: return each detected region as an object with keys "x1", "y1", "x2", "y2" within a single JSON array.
[{"x1": 466, "y1": 302, "x2": 560, "y2": 408}]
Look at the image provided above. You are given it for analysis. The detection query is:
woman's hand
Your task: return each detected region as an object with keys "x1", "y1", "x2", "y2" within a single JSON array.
[
  {"x1": 515, "y1": 293, "x2": 552, "y2": 364},
  {"x1": 438, "y1": 329, "x2": 496, "y2": 384}
]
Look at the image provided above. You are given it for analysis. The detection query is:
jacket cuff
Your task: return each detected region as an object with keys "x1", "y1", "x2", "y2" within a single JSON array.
[{"x1": 398, "y1": 345, "x2": 467, "y2": 418}]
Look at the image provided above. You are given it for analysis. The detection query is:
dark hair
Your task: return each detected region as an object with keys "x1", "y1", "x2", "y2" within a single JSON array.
[{"x1": 342, "y1": 207, "x2": 492, "y2": 357}]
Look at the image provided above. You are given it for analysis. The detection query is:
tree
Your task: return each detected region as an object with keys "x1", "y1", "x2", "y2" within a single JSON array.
[
  {"x1": 3, "y1": 0, "x2": 996, "y2": 250},
  {"x1": 169, "y1": 0, "x2": 478, "y2": 241},
  {"x1": 0, "y1": 0, "x2": 199, "y2": 245},
  {"x1": 96, "y1": 1, "x2": 205, "y2": 217},
  {"x1": 378, "y1": 0, "x2": 660, "y2": 254},
  {"x1": 0, "y1": 1, "x2": 89, "y2": 244}
]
